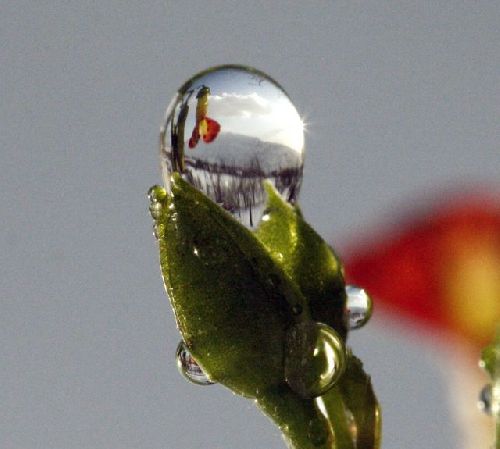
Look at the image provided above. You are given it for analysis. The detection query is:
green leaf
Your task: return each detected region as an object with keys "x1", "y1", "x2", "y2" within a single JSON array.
[
  {"x1": 158, "y1": 174, "x2": 310, "y2": 397},
  {"x1": 153, "y1": 175, "x2": 379, "y2": 448},
  {"x1": 255, "y1": 184, "x2": 347, "y2": 339},
  {"x1": 333, "y1": 352, "x2": 381, "y2": 449}
]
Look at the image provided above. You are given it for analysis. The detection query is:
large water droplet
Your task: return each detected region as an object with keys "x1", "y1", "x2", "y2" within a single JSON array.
[
  {"x1": 160, "y1": 65, "x2": 305, "y2": 228},
  {"x1": 345, "y1": 285, "x2": 373, "y2": 330},
  {"x1": 285, "y1": 322, "x2": 346, "y2": 398},
  {"x1": 176, "y1": 341, "x2": 214, "y2": 386},
  {"x1": 478, "y1": 384, "x2": 492, "y2": 415}
]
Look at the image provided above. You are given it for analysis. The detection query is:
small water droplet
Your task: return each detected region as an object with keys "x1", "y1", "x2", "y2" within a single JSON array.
[
  {"x1": 285, "y1": 322, "x2": 346, "y2": 398},
  {"x1": 345, "y1": 285, "x2": 372, "y2": 330},
  {"x1": 148, "y1": 185, "x2": 167, "y2": 204},
  {"x1": 160, "y1": 65, "x2": 305, "y2": 228},
  {"x1": 149, "y1": 202, "x2": 162, "y2": 219},
  {"x1": 176, "y1": 341, "x2": 214, "y2": 386},
  {"x1": 478, "y1": 384, "x2": 492, "y2": 415},
  {"x1": 152, "y1": 223, "x2": 165, "y2": 240},
  {"x1": 148, "y1": 185, "x2": 167, "y2": 220}
]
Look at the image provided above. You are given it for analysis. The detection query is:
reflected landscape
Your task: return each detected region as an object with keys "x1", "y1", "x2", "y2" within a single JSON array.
[{"x1": 160, "y1": 65, "x2": 305, "y2": 227}]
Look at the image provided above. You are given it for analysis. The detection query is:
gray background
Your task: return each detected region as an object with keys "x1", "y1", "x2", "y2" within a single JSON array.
[{"x1": 1, "y1": 1, "x2": 499, "y2": 448}]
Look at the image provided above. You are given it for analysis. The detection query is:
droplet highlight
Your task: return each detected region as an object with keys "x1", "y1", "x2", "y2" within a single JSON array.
[
  {"x1": 345, "y1": 285, "x2": 373, "y2": 330},
  {"x1": 160, "y1": 65, "x2": 305, "y2": 228},
  {"x1": 478, "y1": 384, "x2": 492, "y2": 415},
  {"x1": 285, "y1": 322, "x2": 346, "y2": 398},
  {"x1": 176, "y1": 341, "x2": 214, "y2": 386}
]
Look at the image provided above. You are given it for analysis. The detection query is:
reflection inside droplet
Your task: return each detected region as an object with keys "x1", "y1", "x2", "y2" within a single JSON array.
[
  {"x1": 176, "y1": 341, "x2": 214, "y2": 386},
  {"x1": 160, "y1": 65, "x2": 305, "y2": 228},
  {"x1": 345, "y1": 285, "x2": 373, "y2": 330}
]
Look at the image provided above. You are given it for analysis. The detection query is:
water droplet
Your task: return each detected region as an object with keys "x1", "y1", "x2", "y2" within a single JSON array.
[
  {"x1": 152, "y1": 223, "x2": 163, "y2": 240},
  {"x1": 160, "y1": 65, "x2": 305, "y2": 228},
  {"x1": 285, "y1": 322, "x2": 346, "y2": 398},
  {"x1": 176, "y1": 341, "x2": 215, "y2": 386},
  {"x1": 148, "y1": 185, "x2": 167, "y2": 204},
  {"x1": 478, "y1": 384, "x2": 492, "y2": 415},
  {"x1": 345, "y1": 285, "x2": 372, "y2": 330},
  {"x1": 147, "y1": 185, "x2": 167, "y2": 220},
  {"x1": 149, "y1": 202, "x2": 162, "y2": 219}
]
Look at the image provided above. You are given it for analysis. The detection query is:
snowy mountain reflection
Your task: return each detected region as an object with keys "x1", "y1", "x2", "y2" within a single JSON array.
[{"x1": 160, "y1": 65, "x2": 304, "y2": 227}]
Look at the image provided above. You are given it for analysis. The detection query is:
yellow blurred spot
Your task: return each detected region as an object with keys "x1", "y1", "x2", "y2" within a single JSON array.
[{"x1": 444, "y1": 234, "x2": 500, "y2": 344}]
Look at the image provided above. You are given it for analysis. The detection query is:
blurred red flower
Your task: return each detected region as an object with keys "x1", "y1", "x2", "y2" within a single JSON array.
[{"x1": 344, "y1": 190, "x2": 500, "y2": 348}]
